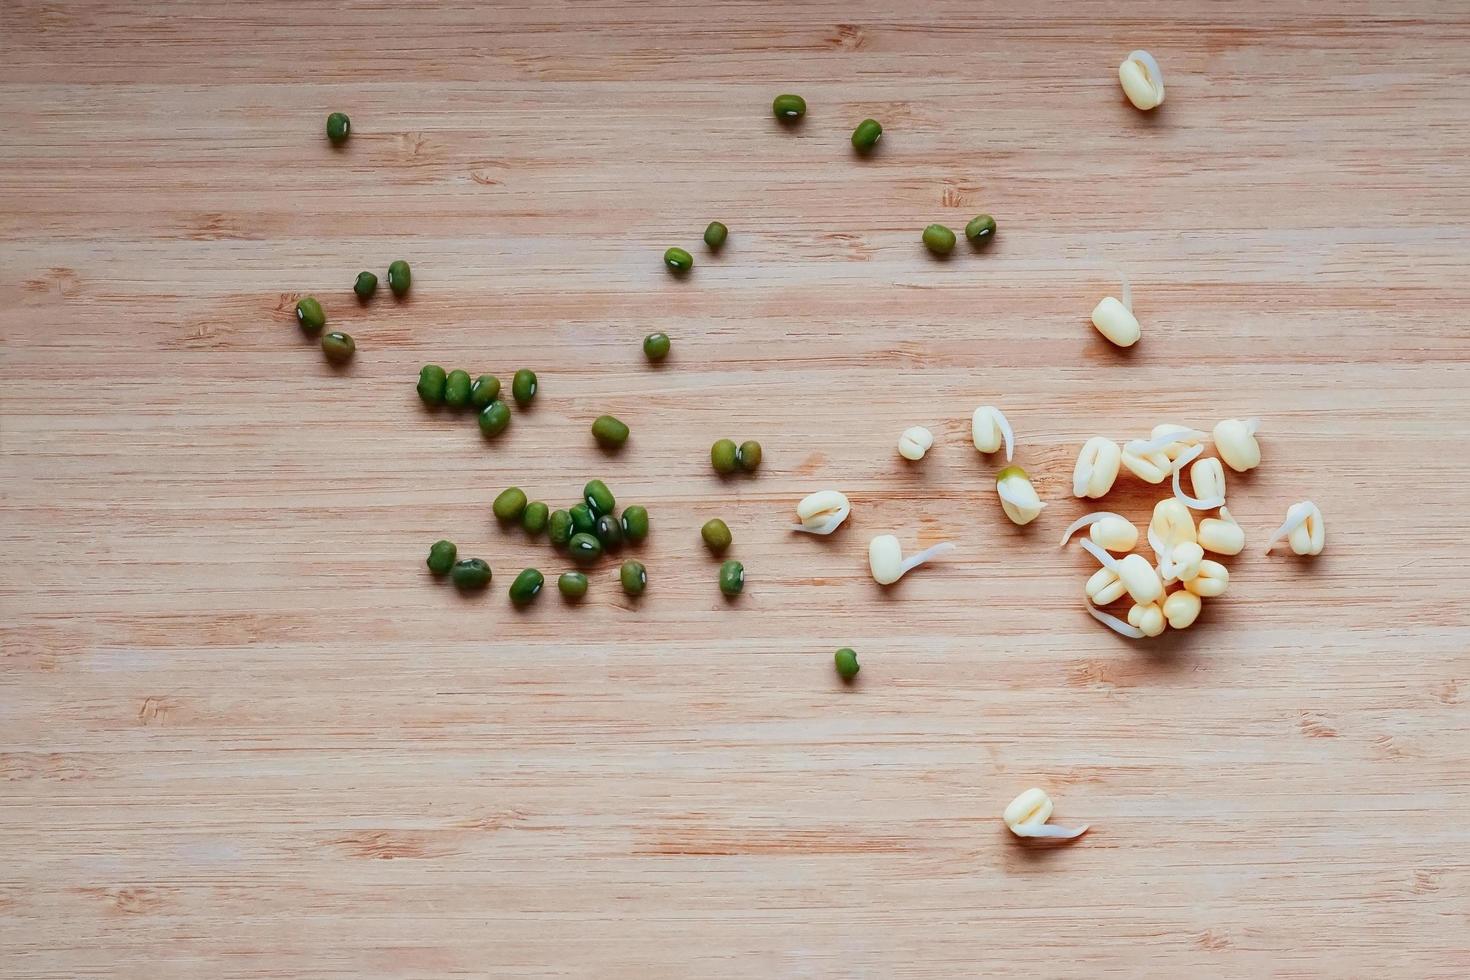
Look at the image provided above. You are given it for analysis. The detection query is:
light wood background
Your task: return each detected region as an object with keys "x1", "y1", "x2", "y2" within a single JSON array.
[{"x1": 3, "y1": 1, "x2": 1468, "y2": 976}]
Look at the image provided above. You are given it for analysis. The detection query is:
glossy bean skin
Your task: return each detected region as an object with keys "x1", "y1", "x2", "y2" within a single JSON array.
[
  {"x1": 512, "y1": 369, "x2": 538, "y2": 405},
  {"x1": 321, "y1": 331, "x2": 355, "y2": 362},
  {"x1": 619, "y1": 560, "x2": 647, "y2": 596},
  {"x1": 522, "y1": 501, "x2": 550, "y2": 535},
  {"x1": 719, "y1": 560, "x2": 745, "y2": 597},
  {"x1": 701, "y1": 519, "x2": 732, "y2": 554},
  {"x1": 557, "y1": 571, "x2": 588, "y2": 599},
  {"x1": 772, "y1": 94, "x2": 807, "y2": 120},
  {"x1": 417, "y1": 365, "x2": 447, "y2": 405},
  {"x1": 295, "y1": 297, "x2": 325, "y2": 332},
  {"x1": 548, "y1": 510, "x2": 573, "y2": 546},
  {"x1": 509, "y1": 568, "x2": 545, "y2": 605},
  {"x1": 591, "y1": 415, "x2": 629, "y2": 447},
  {"x1": 469, "y1": 374, "x2": 501, "y2": 409},
  {"x1": 642, "y1": 333, "x2": 671, "y2": 361},
  {"x1": 450, "y1": 558, "x2": 491, "y2": 590},
  {"x1": 663, "y1": 247, "x2": 693, "y2": 273},
  {"x1": 477, "y1": 401, "x2": 510, "y2": 437},
  {"x1": 353, "y1": 271, "x2": 377, "y2": 300},
  {"x1": 426, "y1": 540, "x2": 456, "y2": 575},
  {"x1": 620, "y1": 506, "x2": 649, "y2": 543},
  {"x1": 492, "y1": 487, "x2": 527, "y2": 523},
  {"x1": 326, "y1": 112, "x2": 350, "y2": 145},
  {"x1": 850, "y1": 118, "x2": 882, "y2": 151},
  {"x1": 567, "y1": 532, "x2": 602, "y2": 565},
  {"x1": 965, "y1": 214, "x2": 997, "y2": 244},
  {"x1": 569, "y1": 504, "x2": 596, "y2": 535},
  {"x1": 834, "y1": 648, "x2": 860, "y2": 681},
  {"x1": 594, "y1": 513, "x2": 623, "y2": 550},
  {"x1": 443, "y1": 370, "x2": 472, "y2": 408},
  {"x1": 737, "y1": 440, "x2": 762, "y2": 473},
  {"x1": 703, "y1": 222, "x2": 728, "y2": 249},
  {"x1": 583, "y1": 480, "x2": 615, "y2": 517},
  {"x1": 387, "y1": 260, "x2": 411, "y2": 297}
]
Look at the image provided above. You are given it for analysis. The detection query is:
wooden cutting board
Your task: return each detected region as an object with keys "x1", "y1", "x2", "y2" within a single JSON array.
[{"x1": 4, "y1": 1, "x2": 1467, "y2": 975}]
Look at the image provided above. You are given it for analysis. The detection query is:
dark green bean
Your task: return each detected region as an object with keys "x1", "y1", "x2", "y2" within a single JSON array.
[
  {"x1": 663, "y1": 247, "x2": 693, "y2": 273},
  {"x1": 703, "y1": 222, "x2": 728, "y2": 249},
  {"x1": 522, "y1": 501, "x2": 549, "y2": 535},
  {"x1": 834, "y1": 647, "x2": 860, "y2": 681},
  {"x1": 450, "y1": 558, "x2": 491, "y2": 590},
  {"x1": 326, "y1": 112, "x2": 350, "y2": 145},
  {"x1": 965, "y1": 213, "x2": 997, "y2": 244},
  {"x1": 548, "y1": 509, "x2": 573, "y2": 546},
  {"x1": 620, "y1": 506, "x2": 649, "y2": 543},
  {"x1": 583, "y1": 480, "x2": 615, "y2": 517},
  {"x1": 509, "y1": 568, "x2": 545, "y2": 605},
  {"x1": 353, "y1": 271, "x2": 377, "y2": 300},
  {"x1": 557, "y1": 571, "x2": 588, "y2": 599},
  {"x1": 711, "y1": 439, "x2": 739, "y2": 474},
  {"x1": 592, "y1": 415, "x2": 629, "y2": 448},
  {"x1": 772, "y1": 94, "x2": 807, "y2": 120},
  {"x1": 851, "y1": 118, "x2": 882, "y2": 152},
  {"x1": 568, "y1": 532, "x2": 602, "y2": 565},
  {"x1": 387, "y1": 259, "x2": 411, "y2": 297},
  {"x1": 295, "y1": 297, "x2": 325, "y2": 333},
  {"x1": 922, "y1": 224, "x2": 957, "y2": 256},
  {"x1": 426, "y1": 539, "x2": 457, "y2": 575},
  {"x1": 477, "y1": 400, "x2": 511, "y2": 437},
  {"x1": 512, "y1": 369, "x2": 537, "y2": 405},
  {"x1": 417, "y1": 364, "x2": 447, "y2": 405},
  {"x1": 321, "y1": 331, "x2": 355, "y2": 362},
  {"x1": 642, "y1": 332, "x2": 671, "y2": 362},
  {"x1": 443, "y1": 369, "x2": 472, "y2": 408},
  {"x1": 493, "y1": 487, "x2": 527, "y2": 523},
  {"x1": 737, "y1": 440, "x2": 762, "y2": 473},
  {"x1": 469, "y1": 374, "x2": 501, "y2": 409},
  {"x1": 569, "y1": 504, "x2": 596, "y2": 535},
  {"x1": 701, "y1": 518, "x2": 732, "y2": 554},
  {"x1": 594, "y1": 513, "x2": 623, "y2": 550},
  {"x1": 620, "y1": 560, "x2": 647, "y2": 596},
  {"x1": 719, "y1": 560, "x2": 745, "y2": 597}
]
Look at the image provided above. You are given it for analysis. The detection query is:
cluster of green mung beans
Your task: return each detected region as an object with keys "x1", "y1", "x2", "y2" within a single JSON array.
[
  {"x1": 417, "y1": 364, "x2": 535, "y2": 438},
  {"x1": 663, "y1": 222, "x2": 728, "y2": 276},
  {"x1": 291, "y1": 258, "x2": 410, "y2": 365},
  {"x1": 436, "y1": 479, "x2": 650, "y2": 605},
  {"x1": 922, "y1": 215, "x2": 998, "y2": 257},
  {"x1": 710, "y1": 438, "x2": 762, "y2": 475}
]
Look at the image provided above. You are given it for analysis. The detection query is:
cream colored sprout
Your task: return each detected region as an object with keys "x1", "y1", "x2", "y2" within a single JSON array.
[
  {"x1": 1118, "y1": 49, "x2": 1165, "y2": 110},
  {"x1": 897, "y1": 425, "x2": 935, "y2": 461},
  {"x1": 1003, "y1": 788, "x2": 1089, "y2": 840},
  {"x1": 995, "y1": 465, "x2": 1045, "y2": 525},
  {"x1": 971, "y1": 406, "x2": 1014, "y2": 461},
  {"x1": 1073, "y1": 437, "x2": 1122, "y2": 498},
  {"x1": 1264, "y1": 500, "x2": 1325, "y2": 556},
  {"x1": 1198, "y1": 506, "x2": 1245, "y2": 555},
  {"x1": 791, "y1": 491, "x2": 850, "y2": 535},
  {"x1": 1213, "y1": 418, "x2": 1262, "y2": 472},
  {"x1": 867, "y1": 534, "x2": 955, "y2": 585}
]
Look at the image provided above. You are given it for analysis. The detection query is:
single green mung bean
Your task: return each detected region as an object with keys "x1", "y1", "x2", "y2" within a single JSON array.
[
  {"x1": 512, "y1": 369, "x2": 537, "y2": 405},
  {"x1": 834, "y1": 647, "x2": 860, "y2": 681},
  {"x1": 493, "y1": 487, "x2": 528, "y2": 523},
  {"x1": 353, "y1": 271, "x2": 377, "y2": 300},
  {"x1": 711, "y1": 439, "x2": 739, "y2": 474},
  {"x1": 737, "y1": 440, "x2": 762, "y2": 473},
  {"x1": 522, "y1": 501, "x2": 550, "y2": 535},
  {"x1": 426, "y1": 539, "x2": 457, "y2": 575},
  {"x1": 567, "y1": 532, "x2": 602, "y2": 564},
  {"x1": 703, "y1": 222, "x2": 728, "y2": 249},
  {"x1": 701, "y1": 518, "x2": 732, "y2": 554},
  {"x1": 594, "y1": 513, "x2": 623, "y2": 550},
  {"x1": 295, "y1": 297, "x2": 325, "y2": 332},
  {"x1": 663, "y1": 247, "x2": 693, "y2": 274},
  {"x1": 477, "y1": 400, "x2": 510, "y2": 437},
  {"x1": 326, "y1": 112, "x2": 350, "y2": 145},
  {"x1": 548, "y1": 509, "x2": 573, "y2": 546},
  {"x1": 469, "y1": 374, "x2": 501, "y2": 409},
  {"x1": 509, "y1": 568, "x2": 544, "y2": 605},
  {"x1": 321, "y1": 331, "x2": 355, "y2": 362},
  {"x1": 443, "y1": 369, "x2": 472, "y2": 408},
  {"x1": 965, "y1": 213, "x2": 997, "y2": 244},
  {"x1": 591, "y1": 415, "x2": 629, "y2": 448},
  {"x1": 620, "y1": 560, "x2": 647, "y2": 596},
  {"x1": 569, "y1": 503, "x2": 596, "y2": 535},
  {"x1": 620, "y1": 506, "x2": 649, "y2": 543},
  {"x1": 583, "y1": 479, "x2": 615, "y2": 517},
  {"x1": 417, "y1": 364, "x2": 447, "y2": 405},
  {"x1": 642, "y1": 332, "x2": 671, "y2": 362},
  {"x1": 851, "y1": 118, "x2": 882, "y2": 151},
  {"x1": 719, "y1": 559, "x2": 745, "y2": 596},
  {"x1": 450, "y1": 557, "x2": 491, "y2": 590},
  {"x1": 772, "y1": 93, "x2": 806, "y2": 120},
  {"x1": 922, "y1": 224, "x2": 957, "y2": 256},
  {"x1": 387, "y1": 260, "x2": 411, "y2": 297},
  {"x1": 557, "y1": 570, "x2": 588, "y2": 598}
]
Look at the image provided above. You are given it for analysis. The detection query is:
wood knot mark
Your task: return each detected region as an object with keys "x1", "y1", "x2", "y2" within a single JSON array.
[
  {"x1": 469, "y1": 171, "x2": 501, "y2": 185},
  {"x1": 1297, "y1": 711, "x2": 1337, "y2": 738},
  {"x1": 399, "y1": 132, "x2": 431, "y2": 158},
  {"x1": 1410, "y1": 869, "x2": 1441, "y2": 894},
  {"x1": 794, "y1": 451, "x2": 828, "y2": 476},
  {"x1": 138, "y1": 696, "x2": 179, "y2": 726},
  {"x1": 827, "y1": 24, "x2": 868, "y2": 50},
  {"x1": 1194, "y1": 929, "x2": 1232, "y2": 951},
  {"x1": 80, "y1": 887, "x2": 165, "y2": 915},
  {"x1": 186, "y1": 211, "x2": 254, "y2": 241},
  {"x1": 21, "y1": 267, "x2": 81, "y2": 298},
  {"x1": 1434, "y1": 678, "x2": 1462, "y2": 704},
  {"x1": 820, "y1": 231, "x2": 871, "y2": 261},
  {"x1": 1067, "y1": 660, "x2": 1116, "y2": 689},
  {"x1": 454, "y1": 809, "x2": 529, "y2": 832},
  {"x1": 329, "y1": 830, "x2": 449, "y2": 860},
  {"x1": 940, "y1": 180, "x2": 983, "y2": 209}
]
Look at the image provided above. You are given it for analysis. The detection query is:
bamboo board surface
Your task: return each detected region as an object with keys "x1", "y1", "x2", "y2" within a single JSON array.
[{"x1": 3, "y1": 1, "x2": 1469, "y2": 976}]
